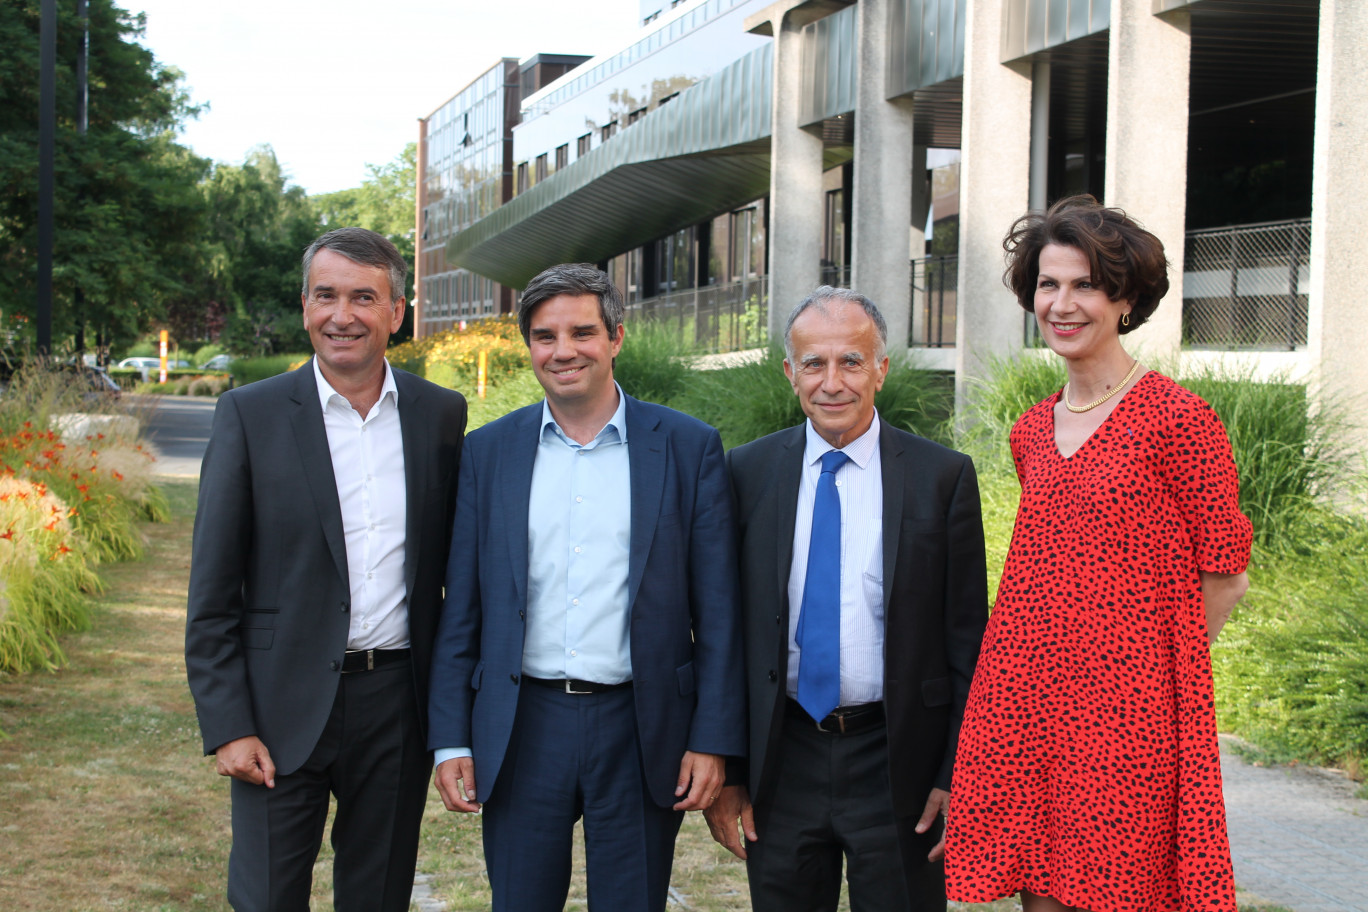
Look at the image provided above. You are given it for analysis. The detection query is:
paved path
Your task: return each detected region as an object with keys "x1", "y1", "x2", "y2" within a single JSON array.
[
  {"x1": 127, "y1": 393, "x2": 217, "y2": 478},
  {"x1": 1222, "y1": 735, "x2": 1368, "y2": 911}
]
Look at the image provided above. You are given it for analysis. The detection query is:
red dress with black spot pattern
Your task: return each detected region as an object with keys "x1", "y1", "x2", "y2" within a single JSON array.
[{"x1": 945, "y1": 372, "x2": 1252, "y2": 912}]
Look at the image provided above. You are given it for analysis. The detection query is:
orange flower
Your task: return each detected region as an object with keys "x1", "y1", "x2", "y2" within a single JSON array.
[
  {"x1": 1, "y1": 527, "x2": 14, "y2": 540},
  {"x1": 43, "y1": 519, "x2": 58, "y2": 531}
]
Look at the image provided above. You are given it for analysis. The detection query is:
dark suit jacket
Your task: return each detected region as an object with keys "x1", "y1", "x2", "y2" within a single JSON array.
[
  {"x1": 727, "y1": 422, "x2": 987, "y2": 819},
  {"x1": 427, "y1": 394, "x2": 745, "y2": 808},
  {"x1": 185, "y1": 361, "x2": 467, "y2": 776}
]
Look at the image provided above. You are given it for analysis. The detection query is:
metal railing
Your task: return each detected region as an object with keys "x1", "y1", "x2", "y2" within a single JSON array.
[
  {"x1": 1183, "y1": 218, "x2": 1311, "y2": 350},
  {"x1": 910, "y1": 255, "x2": 958, "y2": 348},
  {"x1": 627, "y1": 276, "x2": 769, "y2": 353}
]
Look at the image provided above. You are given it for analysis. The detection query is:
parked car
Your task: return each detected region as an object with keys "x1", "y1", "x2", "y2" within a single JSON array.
[
  {"x1": 199, "y1": 354, "x2": 234, "y2": 371},
  {"x1": 117, "y1": 356, "x2": 189, "y2": 370}
]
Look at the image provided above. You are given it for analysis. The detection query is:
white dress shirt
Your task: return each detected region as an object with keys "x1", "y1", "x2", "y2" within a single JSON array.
[
  {"x1": 313, "y1": 358, "x2": 409, "y2": 651},
  {"x1": 786, "y1": 413, "x2": 885, "y2": 706}
]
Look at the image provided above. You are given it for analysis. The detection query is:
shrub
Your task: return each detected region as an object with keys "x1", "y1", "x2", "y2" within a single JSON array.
[
  {"x1": 0, "y1": 477, "x2": 103, "y2": 674},
  {"x1": 614, "y1": 320, "x2": 696, "y2": 406},
  {"x1": 1214, "y1": 520, "x2": 1368, "y2": 769},
  {"x1": 388, "y1": 316, "x2": 527, "y2": 393},
  {"x1": 230, "y1": 354, "x2": 312, "y2": 386},
  {"x1": 671, "y1": 347, "x2": 953, "y2": 450}
]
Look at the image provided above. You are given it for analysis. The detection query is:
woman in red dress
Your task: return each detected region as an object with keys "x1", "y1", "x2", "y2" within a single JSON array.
[{"x1": 944, "y1": 195, "x2": 1252, "y2": 912}]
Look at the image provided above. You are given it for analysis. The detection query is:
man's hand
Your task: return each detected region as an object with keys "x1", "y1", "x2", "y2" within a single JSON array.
[
  {"x1": 214, "y1": 736, "x2": 276, "y2": 787},
  {"x1": 703, "y1": 784, "x2": 757, "y2": 859},
  {"x1": 914, "y1": 787, "x2": 951, "y2": 861},
  {"x1": 434, "y1": 757, "x2": 481, "y2": 813},
  {"x1": 672, "y1": 750, "x2": 725, "y2": 811}
]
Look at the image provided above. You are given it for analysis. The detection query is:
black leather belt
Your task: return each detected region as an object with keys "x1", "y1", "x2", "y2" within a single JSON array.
[
  {"x1": 524, "y1": 676, "x2": 632, "y2": 694},
  {"x1": 787, "y1": 697, "x2": 885, "y2": 735},
  {"x1": 341, "y1": 648, "x2": 410, "y2": 673}
]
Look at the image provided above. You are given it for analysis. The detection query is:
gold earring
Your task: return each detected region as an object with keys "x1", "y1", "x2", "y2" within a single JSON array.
[{"x1": 1122, "y1": 312, "x2": 1131, "y2": 327}]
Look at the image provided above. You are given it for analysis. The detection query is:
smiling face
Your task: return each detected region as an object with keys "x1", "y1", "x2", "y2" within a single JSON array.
[
  {"x1": 783, "y1": 302, "x2": 889, "y2": 449},
  {"x1": 301, "y1": 248, "x2": 405, "y2": 388},
  {"x1": 1033, "y1": 243, "x2": 1132, "y2": 362},
  {"x1": 526, "y1": 292, "x2": 624, "y2": 416}
]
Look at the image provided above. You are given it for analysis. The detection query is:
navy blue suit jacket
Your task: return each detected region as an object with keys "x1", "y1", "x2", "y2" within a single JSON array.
[{"x1": 428, "y1": 394, "x2": 745, "y2": 808}]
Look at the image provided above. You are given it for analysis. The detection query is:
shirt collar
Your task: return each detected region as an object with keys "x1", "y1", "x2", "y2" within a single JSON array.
[
  {"x1": 540, "y1": 382, "x2": 629, "y2": 448},
  {"x1": 803, "y1": 410, "x2": 880, "y2": 469},
  {"x1": 313, "y1": 356, "x2": 398, "y2": 412}
]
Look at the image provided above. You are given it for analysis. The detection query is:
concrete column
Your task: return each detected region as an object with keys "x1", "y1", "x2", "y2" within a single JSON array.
[
  {"x1": 1307, "y1": 0, "x2": 1368, "y2": 507},
  {"x1": 908, "y1": 145, "x2": 929, "y2": 346},
  {"x1": 1029, "y1": 55, "x2": 1051, "y2": 212},
  {"x1": 748, "y1": 2, "x2": 829, "y2": 343},
  {"x1": 955, "y1": 0, "x2": 1033, "y2": 412},
  {"x1": 850, "y1": 0, "x2": 914, "y2": 355},
  {"x1": 1104, "y1": 0, "x2": 1190, "y2": 359}
]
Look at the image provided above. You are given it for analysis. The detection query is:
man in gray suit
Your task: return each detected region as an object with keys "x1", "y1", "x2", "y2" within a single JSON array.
[
  {"x1": 186, "y1": 227, "x2": 466, "y2": 911},
  {"x1": 706, "y1": 287, "x2": 987, "y2": 912}
]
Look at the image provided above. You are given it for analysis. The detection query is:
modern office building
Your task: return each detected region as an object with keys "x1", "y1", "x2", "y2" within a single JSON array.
[
  {"x1": 415, "y1": 53, "x2": 587, "y2": 335},
  {"x1": 418, "y1": 0, "x2": 1366, "y2": 467}
]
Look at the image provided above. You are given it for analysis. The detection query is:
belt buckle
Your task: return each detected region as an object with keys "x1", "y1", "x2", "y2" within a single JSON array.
[
  {"x1": 816, "y1": 709, "x2": 848, "y2": 734},
  {"x1": 565, "y1": 680, "x2": 591, "y2": 694},
  {"x1": 366, "y1": 649, "x2": 374, "y2": 671}
]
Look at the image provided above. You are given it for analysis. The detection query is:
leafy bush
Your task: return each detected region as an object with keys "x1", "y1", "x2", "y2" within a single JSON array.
[
  {"x1": 1214, "y1": 520, "x2": 1368, "y2": 769},
  {"x1": 670, "y1": 347, "x2": 953, "y2": 450},
  {"x1": 133, "y1": 374, "x2": 232, "y2": 397},
  {"x1": 230, "y1": 354, "x2": 312, "y2": 386},
  {"x1": 388, "y1": 316, "x2": 527, "y2": 394},
  {"x1": 614, "y1": 320, "x2": 696, "y2": 406}
]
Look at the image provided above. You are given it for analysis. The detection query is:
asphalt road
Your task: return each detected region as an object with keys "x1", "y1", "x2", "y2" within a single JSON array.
[{"x1": 127, "y1": 393, "x2": 217, "y2": 477}]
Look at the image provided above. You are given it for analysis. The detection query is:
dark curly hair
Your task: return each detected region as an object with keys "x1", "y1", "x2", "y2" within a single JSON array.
[{"x1": 1003, "y1": 195, "x2": 1169, "y2": 335}]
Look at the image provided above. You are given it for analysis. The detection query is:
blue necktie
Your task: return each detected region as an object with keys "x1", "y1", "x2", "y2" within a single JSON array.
[{"x1": 796, "y1": 449, "x2": 849, "y2": 721}]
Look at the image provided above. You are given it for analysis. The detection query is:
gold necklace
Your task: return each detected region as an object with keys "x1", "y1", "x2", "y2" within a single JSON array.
[{"x1": 1063, "y1": 359, "x2": 1141, "y2": 413}]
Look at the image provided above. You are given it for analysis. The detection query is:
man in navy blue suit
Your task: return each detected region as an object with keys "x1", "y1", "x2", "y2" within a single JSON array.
[{"x1": 427, "y1": 263, "x2": 744, "y2": 912}]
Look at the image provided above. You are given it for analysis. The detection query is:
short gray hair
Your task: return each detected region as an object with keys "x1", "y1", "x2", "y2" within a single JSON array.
[
  {"x1": 301, "y1": 227, "x2": 407, "y2": 304},
  {"x1": 518, "y1": 263, "x2": 625, "y2": 343},
  {"x1": 782, "y1": 286, "x2": 888, "y2": 362}
]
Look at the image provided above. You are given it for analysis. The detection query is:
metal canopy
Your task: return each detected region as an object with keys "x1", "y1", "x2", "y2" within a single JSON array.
[{"x1": 448, "y1": 45, "x2": 780, "y2": 289}]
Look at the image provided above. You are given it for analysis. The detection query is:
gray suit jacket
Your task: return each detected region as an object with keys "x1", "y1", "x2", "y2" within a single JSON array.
[{"x1": 185, "y1": 361, "x2": 466, "y2": 776}]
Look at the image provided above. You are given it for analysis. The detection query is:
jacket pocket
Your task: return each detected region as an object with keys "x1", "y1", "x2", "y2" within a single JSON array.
[
  {"x1": 921, "y1": 676, "x2": 950, "y2": 707},
  {"x1": 676, "y1": 661, "x2": 695, "y2": 696}
]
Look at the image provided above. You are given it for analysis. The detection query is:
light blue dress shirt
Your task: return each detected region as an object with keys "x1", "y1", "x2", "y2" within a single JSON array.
[
  {"x1": 522, "y1": 387, "x2": 633, "y2": 683},
  {"x1": 436, "y1": 387, "x2": 632, "y2": 766}
]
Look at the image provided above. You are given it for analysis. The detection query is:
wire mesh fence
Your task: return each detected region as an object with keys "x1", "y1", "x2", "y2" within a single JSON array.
[{"x1": 1183, "y1": 218, "x2": 1311, "y2": 351}]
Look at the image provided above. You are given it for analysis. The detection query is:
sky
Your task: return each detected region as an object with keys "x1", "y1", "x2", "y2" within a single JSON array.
[{"x1": 126, "y1": 0, "x2": 643, "y2": 196}]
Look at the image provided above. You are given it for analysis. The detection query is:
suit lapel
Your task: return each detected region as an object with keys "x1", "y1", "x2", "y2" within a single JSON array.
[
  {"x1": 503, "y1": 405, "x2": 541, "y2": 608},
  {"x1": 289, "y1": 360, "x2": 349, "y2": 587},
  {"x1": 626, "y1": 397, "x2": 665, "y2": 611},
  {"x1": 878, "y1": 426, "x2": 905, "y2": 613},
  {"x1": 395, "y1": 370, "x2": 426, "y2": 600},
  {"x1": 775, "y1": 425, "x2": 805, "y2": 614}
]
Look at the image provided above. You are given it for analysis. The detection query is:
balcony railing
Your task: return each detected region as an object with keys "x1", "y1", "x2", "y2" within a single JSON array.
[
  {"x1": 911, "y1": 255, "x2": 958, "y2": 348},
  {"x1": 627, "y1": 276, "x2": 769, "y2": 353}
]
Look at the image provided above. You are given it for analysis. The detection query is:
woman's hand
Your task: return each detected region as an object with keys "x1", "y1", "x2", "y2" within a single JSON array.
[{"x1": 1200, "y1": 570, "x2": 1249, "y2": 643}]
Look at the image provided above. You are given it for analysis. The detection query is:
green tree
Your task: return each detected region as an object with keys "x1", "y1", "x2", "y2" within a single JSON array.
[
  {"x1": 313, "y1": 143, "x2": 416, "y2": 341},
  {"x1": 0, "y1": 0, "x2": 210, "y2": 353},
  {"x1": 200, "y1": 145, "x2": 321, "y2": 357}
]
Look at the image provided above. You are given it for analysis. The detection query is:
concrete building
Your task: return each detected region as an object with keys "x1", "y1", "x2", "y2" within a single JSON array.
[{"x1": 416, "y1": 0, "x2": 1365, "y2": 472}]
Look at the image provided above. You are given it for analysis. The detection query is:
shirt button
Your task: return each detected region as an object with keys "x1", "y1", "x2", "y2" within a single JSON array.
[
  {"x1": 573, "y1": 546, "x2": 582, "y2": 554},
  {"x1": 570, "y1": 650, "x2": 578, "y2": 657},
  {"x1": 575, "y1": 496, "x2": 583, "y2": 503},
  {"x1": 366, "y1": 572, "x2": 373, "y2": 579},
  {"x1": 572, "y1": 598, "x2": 580, "y2": 606},
  {"x1": 835, "y1": 480, "x2": 842, "y2": 486}
]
